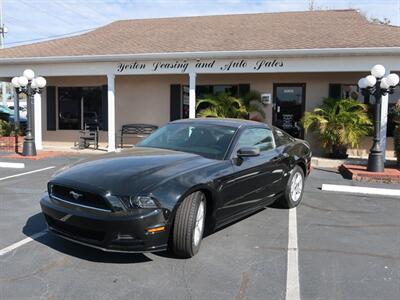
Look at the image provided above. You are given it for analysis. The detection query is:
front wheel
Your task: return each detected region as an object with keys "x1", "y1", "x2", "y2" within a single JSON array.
[
  {"x1": 276, "y1": 165, "x2": 305, "y2": 208},
  {"x1": 171, "y1": 191, "x2": 206, "y2": 258}
]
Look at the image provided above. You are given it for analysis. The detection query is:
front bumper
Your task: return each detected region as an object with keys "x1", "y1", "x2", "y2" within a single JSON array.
[{"x1": 40, "y1": 195, "x2": 170, "y2": 253}]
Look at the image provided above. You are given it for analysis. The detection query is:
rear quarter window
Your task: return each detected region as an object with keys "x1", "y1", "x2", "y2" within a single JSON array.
[{"x1": 274, "y1": 128, "x2": 295, "y2": 147}]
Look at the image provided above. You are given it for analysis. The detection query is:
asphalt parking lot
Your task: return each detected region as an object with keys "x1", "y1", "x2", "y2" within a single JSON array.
[{"x1": 0, "y1": 155, "x2": 399, "y2": 300}]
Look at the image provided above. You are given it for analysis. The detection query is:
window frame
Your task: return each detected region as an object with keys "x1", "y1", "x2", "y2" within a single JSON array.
[{"x1": 57, "y1": 86, "x2": 104, "y2": 131}]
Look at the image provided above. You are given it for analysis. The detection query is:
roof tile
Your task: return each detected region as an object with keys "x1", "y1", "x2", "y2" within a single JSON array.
[{"x1": 1, "y1": 10, "x2": 399, "y2": 59}]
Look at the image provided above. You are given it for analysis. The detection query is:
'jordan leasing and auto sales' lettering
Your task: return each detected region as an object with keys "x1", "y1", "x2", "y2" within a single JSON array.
[{"x1": 116, "y1": 58, "x2": 284, "y2": 73}]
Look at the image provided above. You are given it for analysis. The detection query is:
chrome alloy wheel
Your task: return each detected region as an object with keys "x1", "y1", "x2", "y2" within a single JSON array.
[
  {"x1": 290, "y1": 172, "x2": 303, "y2": 202},
  {"x1": 193, "y1": 200, "x2": 205, "y2": 247}
]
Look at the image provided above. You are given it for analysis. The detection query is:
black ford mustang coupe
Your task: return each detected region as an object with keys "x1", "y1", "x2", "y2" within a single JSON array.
[{"x1": 41, "y1": 118, "x2": 312, "y2": 257}]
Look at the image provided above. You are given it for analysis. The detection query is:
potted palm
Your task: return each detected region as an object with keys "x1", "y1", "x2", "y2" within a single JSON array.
[{"x1": 302, "y1": 98, "x2": 372, "y2": 158}]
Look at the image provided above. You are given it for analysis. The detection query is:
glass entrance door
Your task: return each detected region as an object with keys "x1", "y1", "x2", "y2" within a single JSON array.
[{"x1": 273, "y1": 84, "x2": 306, "y2": 138}]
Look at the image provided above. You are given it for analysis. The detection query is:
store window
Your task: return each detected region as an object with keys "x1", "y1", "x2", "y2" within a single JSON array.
[
  {"x1": 58, "y1": 86, "x2": 104, "y2": 130},
  {"x1": 181, "y1": 84, "x2": 249, "y2": 119},
  {"x1": 329, "y1": 83, "x2": 363, "y2": 102}
]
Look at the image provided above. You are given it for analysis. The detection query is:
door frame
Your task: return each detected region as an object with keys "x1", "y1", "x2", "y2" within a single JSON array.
[{"x1": 272, "y1": 83, "x2": 306, "y2": 137}]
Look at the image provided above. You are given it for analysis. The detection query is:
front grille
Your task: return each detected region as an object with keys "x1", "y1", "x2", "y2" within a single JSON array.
[
  {"x1": 45, "y1": 214, "x2": 105, "y2": 242},
  {"x1": 50, "y1": 184, "x2": 111, "y2": 211}
]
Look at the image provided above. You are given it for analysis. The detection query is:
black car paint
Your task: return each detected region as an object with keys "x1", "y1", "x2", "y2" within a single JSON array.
[{"x1": 40, "y1": 119, "x2": 311, "y2": 252}]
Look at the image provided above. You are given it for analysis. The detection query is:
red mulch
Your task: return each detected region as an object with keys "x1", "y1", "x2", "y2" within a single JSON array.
[
  {"x1": 340, "y1": 164, "x2": 400, "y2": 183},
  {"x1": 0, "y1": 151, "x2": 72, "y2": 160}
]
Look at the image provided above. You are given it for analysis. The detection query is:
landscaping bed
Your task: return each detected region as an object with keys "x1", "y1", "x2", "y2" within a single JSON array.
[
  {"x1": 0, "y1": 135, "x2": 22, "y2": 152},
  {"x1": 340, "y1": 164, "x2": 400, "y2": 184}
]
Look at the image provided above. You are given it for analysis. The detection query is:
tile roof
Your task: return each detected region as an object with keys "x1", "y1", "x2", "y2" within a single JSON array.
[{"x1": 1, "y1": 9, "x2": 399, "y2": 59}]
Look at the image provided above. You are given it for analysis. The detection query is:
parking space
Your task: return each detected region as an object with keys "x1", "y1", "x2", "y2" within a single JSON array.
[
  {"x1": 0, "y1": 155, "x2": 87, "y2": 248},
  {"x1": 0, "y1": 157, "x2": 399, "y2": 300}
]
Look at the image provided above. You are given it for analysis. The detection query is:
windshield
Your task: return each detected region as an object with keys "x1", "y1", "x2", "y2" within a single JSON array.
[{"x1": 137, "y1": 123, "x2": 237, "y2": 160}]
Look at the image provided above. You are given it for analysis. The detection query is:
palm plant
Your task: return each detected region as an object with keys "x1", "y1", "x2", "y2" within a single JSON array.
[
  {"x1": 391, "y1": 100, "x2": 400, "y2": 164},
  {"x1": 196, "y1": 93, "x2": 248, "y2": 119},
  {"x1": 302, "y1": 98, "x2": 372, "y2": 158}
]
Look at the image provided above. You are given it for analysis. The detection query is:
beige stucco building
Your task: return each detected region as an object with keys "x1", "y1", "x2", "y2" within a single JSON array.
[{"x1": 0, "y1": 10, "x2": 399, "y2": 157}]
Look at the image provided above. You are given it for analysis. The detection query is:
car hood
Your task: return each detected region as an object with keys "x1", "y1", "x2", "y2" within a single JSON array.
[{"x1": 50, "y1": 147, "x2": 213, "y2": 196}]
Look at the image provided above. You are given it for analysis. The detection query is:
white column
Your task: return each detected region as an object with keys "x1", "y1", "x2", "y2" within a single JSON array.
[
  {"x1": 107, "y1": 73, "x2": 116, "y2": 152},
  {"x1": 189, "y1": 72, "x2": 196, "y2": 118},
  {"x1": 34, "y1": 93, "x2": 43, "y2": 150},
  {"x1": 379, "y1": 69, "x2": 390, "y2": 163}
]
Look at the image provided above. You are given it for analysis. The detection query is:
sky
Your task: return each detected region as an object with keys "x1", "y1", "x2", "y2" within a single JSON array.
[{"x1": 1, "y1": 0, "x2": 400, "y2": 48}]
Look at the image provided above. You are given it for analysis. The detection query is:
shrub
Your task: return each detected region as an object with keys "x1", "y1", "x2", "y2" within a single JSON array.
[
  {"x1": 391, "y1": 101, "x2": 400, "y2": 164},
  {"x1": 0, "y1": 120, "x2": 21, "y2": 137}
]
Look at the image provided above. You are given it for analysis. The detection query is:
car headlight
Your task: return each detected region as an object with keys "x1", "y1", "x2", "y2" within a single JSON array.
[
  {"x1": 120, "y1": 195, "x2": 159, "y2": 209},
  {"x1": 131, "y1": 196, "x2": 159, "y2": 209}
]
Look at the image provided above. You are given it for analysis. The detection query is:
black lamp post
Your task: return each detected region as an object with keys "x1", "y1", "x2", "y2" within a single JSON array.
[
  {"x1": 358, "y1": 65, "x2": 399, "y2": 172},
  {"x1": 11, "y1": 70, "x2": 47, "y2": 156}
]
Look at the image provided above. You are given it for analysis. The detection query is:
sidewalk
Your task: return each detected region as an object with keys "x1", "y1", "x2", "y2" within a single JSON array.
[{"x1": 311, "y1": 156, "x2": 397, "y2": 169}]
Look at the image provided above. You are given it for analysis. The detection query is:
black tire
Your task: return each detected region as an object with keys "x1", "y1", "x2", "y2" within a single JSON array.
[
  {"x1": 276, "y1": 165, "x2": 305, "y2": 209},
  {"x1": 171, "y1": 191, "x2": 206, "y2": 258}
]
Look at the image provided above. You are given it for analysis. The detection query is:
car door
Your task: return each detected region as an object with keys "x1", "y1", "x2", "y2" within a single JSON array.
[{"x1": 216, "y1": 127, "x2": 283, "y2": 222}]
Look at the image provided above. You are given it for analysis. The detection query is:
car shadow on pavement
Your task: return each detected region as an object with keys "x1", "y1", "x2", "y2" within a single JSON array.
[
  {"x1": 23, "y1": 213, "x2": 152, "y2": 264},
  {"x1": 154, "y1": 207, "x2": 268, "y2": 259}
]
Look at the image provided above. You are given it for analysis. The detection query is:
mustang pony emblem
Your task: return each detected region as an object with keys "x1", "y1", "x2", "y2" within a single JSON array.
[{"x1": 69, "y1": 191, "x2": 82, "y2": 200}]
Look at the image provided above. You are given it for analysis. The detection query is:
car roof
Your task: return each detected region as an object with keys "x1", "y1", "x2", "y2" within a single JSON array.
[{"x1": 170, "y1": 118, "x2": 270, "y2": 129}]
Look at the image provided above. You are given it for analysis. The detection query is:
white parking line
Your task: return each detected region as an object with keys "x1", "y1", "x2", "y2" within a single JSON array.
[
  {"x1": 0, "y1": 166, "x2": 55, "y2": 181},
  {"x1": 0, "y1": 230, "x2": 47, "y2": 256},
  {"x1": 286, "y1": 207, "x2": 300, "y2": 300},
  {"x1": 0, "y1": 162, "x2": 25, "y2": 169},
  {"x1": 322, "y1": 184, "x2": 400, "y2": 197}
]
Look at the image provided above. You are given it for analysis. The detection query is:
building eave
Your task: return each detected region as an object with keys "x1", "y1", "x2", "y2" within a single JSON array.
[{"x1": 0, "y1": 47, "x2": 400, "y2": 65}]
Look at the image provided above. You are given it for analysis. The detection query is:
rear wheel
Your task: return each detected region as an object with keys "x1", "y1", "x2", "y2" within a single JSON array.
[
  {"x1": 276, "y1": 165, "x2": 304, "y2": 208},
  {"x1": 171, "y1": 191, "x2": 206, "y2": 258}
]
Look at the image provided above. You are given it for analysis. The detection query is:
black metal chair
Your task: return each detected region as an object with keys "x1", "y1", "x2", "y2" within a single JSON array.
[
  {"x1": 120, "y1": 124, "x2": 158, "y2": 148},
  {"x1": 77, "y1": 123, "x2": 99, "y2": 150}
]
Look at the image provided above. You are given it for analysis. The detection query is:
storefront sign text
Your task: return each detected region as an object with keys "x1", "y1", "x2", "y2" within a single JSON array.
[{"x1": 116, "y1": 58, "x2": 284, "y2": 74}]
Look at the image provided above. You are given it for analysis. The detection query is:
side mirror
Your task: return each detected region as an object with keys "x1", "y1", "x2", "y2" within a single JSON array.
[{"x1": 237, "y1": 146, "x2": 260, "y2": 157}]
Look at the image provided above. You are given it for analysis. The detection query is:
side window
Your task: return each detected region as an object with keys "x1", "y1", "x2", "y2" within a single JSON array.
[
  {"x1": 274, "y1": 128, "x2": 295, "y2": 147},
  {"x1": 236, "y1": 128, "x2": 275, "y2": 152}
]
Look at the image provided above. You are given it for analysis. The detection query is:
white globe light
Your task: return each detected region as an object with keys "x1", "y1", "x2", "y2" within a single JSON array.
[
  {"x1": 11, "y1": 77, "x2": 20, "y2": 88},
  {"x1": 386, "y1": 73, "x2": 400, "y2": 87},
  {"x1": 380, "y1": 77, "x2": 390, "y2": 89},
  {"x1": 358, "y1": 77, "x2": 367, "y2": 89},
  {"x1": 365, "y1": 75, "x2": 377, "y2": 87},
  {"x1": 30, "y1": 78, "x2": 38, "y2": 89},
  {"x1": 370, "y1": 64, "x2": 386, "y2": 78},
  {"x1": 23, "y1": 69, "x2": 35, "y2": 80},
  {"x1": 35, "y1": 76, "x2": 47, "y2": 88},
  {"x1": 17, "y1": 76, "x2": 28, "y2": 87}
]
